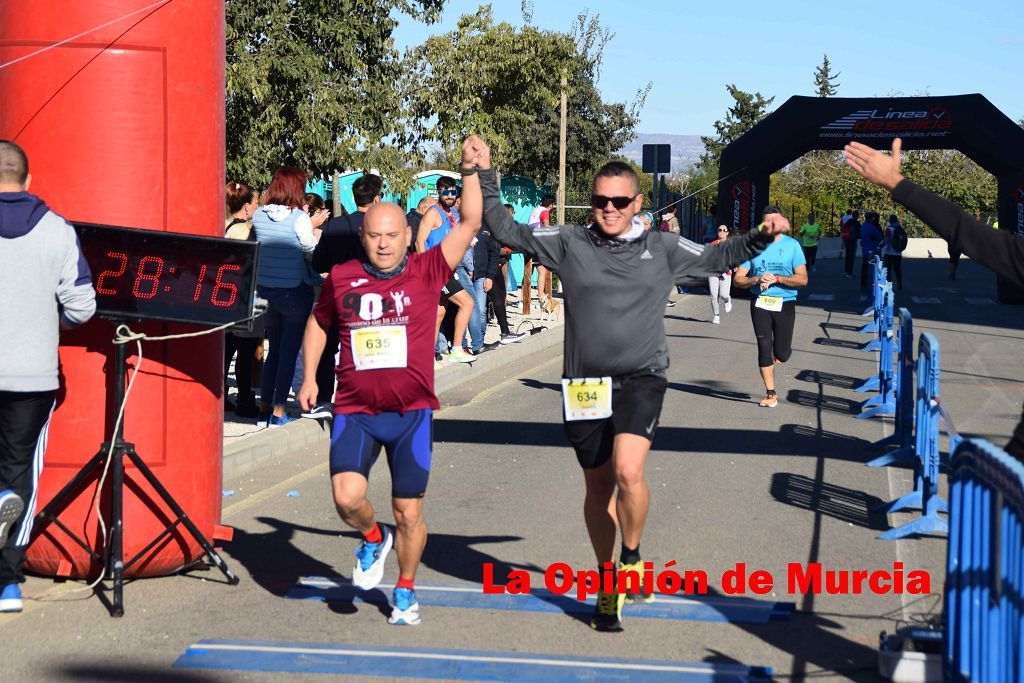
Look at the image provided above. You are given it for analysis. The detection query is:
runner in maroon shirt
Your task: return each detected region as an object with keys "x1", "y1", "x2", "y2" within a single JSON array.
[{"x1": 297, "y1": 137, "x2": 484, "y2": 626}]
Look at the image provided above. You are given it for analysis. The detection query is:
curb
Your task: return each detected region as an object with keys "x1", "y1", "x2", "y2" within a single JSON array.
[{"x1": 222, "y1": 324, "x2": 565, "y2": 480}]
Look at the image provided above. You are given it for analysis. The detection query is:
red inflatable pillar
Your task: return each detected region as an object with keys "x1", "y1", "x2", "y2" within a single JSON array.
[{"x1": 0, "y1": 1, "x2": 227, "y2": 577}]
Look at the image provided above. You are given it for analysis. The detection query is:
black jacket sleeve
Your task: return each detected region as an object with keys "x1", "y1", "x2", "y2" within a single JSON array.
[
  {"x1": 313, "y1": 215, "x2": 359, "y2": 273},
  {"x1": 891, "y1": 179, "x2": 1024, "y2": 286}
]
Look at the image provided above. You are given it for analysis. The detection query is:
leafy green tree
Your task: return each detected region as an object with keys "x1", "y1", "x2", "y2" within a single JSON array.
[
  {"x1": 403, "y1": 7, "x2": 647, "y2": 197},
  {"x1": 225, "y1": 0, "x2": 445, "y2": 187},
  {"x1": 814, "y1": 55, "x2": 840, "y2": 97},
  {"x1": 699, "y1": 85, "x2": 774, "y2": 168}
]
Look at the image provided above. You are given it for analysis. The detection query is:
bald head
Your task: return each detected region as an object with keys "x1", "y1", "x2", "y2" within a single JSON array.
[
  {"x1": 0, "y1": 140, "x2": 29, "y2": 189},
  {"x1": 361, "y1": 202, "x2": 411, "y2": 272},
  {"x1": 416, "y1": 195, "x2": 434, "y2": 214},
  {"x1": 364, "y1": 201, "x2": 407, "y2": 230}
]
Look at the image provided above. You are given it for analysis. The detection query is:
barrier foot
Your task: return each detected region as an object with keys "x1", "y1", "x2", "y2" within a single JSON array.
[
  {"x1": 861, "y1": 306, "x2": 874, "y2": 317},
  {"x1": 855, "y1": 377, "x2": 880, "y2": 392},
  {"x1": 857, "y1": 402, "x2": 896, "y2": 420},
  {"x1": 860, "y1": 339, "x2": 881, "y2": 352},
  {"x1": 877, "y1": 513, "x2": 948, "y2": 540},
  {"x1": 869, "y1": 433, "x2": 898, "y2": 450},
  {"x1": 858, "y1": 322, "x2": 879, "y2": 333},
  {"x1": 862, "y1": 392, "x2": 887, "y2": 408},
  {"x1": 875, "y1": 490, "x2": 921, "y2": 514},
  {"x1": 866, "y1": 446, "x2": 915, "y2": 468}
]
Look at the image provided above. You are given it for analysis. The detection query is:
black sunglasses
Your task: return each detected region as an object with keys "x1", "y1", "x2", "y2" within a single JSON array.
[
  {"x1": 591, "y1": 194, "x2": 638, "y2": 210},
  {"x1": 439, "y1": 189, "x2": 458, "y2": 197}
]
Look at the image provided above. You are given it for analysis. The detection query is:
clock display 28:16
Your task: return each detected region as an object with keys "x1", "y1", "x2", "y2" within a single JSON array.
[{"x1": 93, "y1": 251, "x2": 241, "y2": 307}]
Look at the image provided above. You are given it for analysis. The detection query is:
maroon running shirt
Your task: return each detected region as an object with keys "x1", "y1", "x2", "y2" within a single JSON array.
[{"x1": 314, "y1": 248, "x2": 453, "y2": 415}]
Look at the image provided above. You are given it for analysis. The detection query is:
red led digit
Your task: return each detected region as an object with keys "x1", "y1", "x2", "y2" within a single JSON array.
[
  {"x1": 211, "y1": 264, "x2": 240, "y2": 307},
  {"x1": 132, "y1": 256, "x2": 164, "y2": 299},
  {"x1": 193, "y1": 264, "x2": 208, "y2": 301},
  {"x1": 95, "y1": 251, "x2": 128, "y2": 295}
]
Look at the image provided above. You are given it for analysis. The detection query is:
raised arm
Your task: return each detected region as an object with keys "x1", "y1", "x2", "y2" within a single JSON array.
[
  {"x1": 475, "y1": 140, "x2": 569, "y2": 269},
  {"x1": 439, "y1": 137, "x2": 484, "y2": 271}
]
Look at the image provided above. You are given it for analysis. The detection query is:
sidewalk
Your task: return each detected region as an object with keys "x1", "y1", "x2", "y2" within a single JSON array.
[{"x1": 222, "y1": 289, "x2": 566, "y2": 479}]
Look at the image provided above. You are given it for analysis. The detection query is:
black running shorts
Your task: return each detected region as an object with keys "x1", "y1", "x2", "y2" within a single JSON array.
[
  {"x1": 439, "y1": 276, "x2": 464, "y2": 305},
  {"x1": 562, "y1": 372, "x2": 668, "y2": 469}
]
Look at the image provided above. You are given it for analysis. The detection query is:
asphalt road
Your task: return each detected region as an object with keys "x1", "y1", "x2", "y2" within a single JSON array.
[{"x1": 3, "y1": 256, "x2": 1021, "y2": 682}]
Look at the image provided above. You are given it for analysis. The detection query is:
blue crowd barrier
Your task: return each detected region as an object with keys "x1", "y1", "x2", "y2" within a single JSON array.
[
  {"x1": 868, "y1": 308, "x2": 916, "y2": 466},
  {"x1": 944, "y1": 438, "x2": 1024, "y2": 683},
  {"x1": 858, "y1": 256, "x2": 887, "y2": 329},
  {"x1": 857, "y1": 288, "x2": 897, "y2": 419},
  {"x1": 860, "y1": 280, "x2": 892, "y2": 353},
  {"x1": 878, "y1": 332, "x2": 952, "y2": 540}
]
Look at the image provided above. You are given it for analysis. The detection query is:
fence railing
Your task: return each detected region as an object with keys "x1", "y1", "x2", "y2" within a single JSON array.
[{"x1": 945, "y1": 438, "x2": 1024, "y2": 682}]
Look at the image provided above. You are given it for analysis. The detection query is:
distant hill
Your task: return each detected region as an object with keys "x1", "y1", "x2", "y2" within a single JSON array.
[{"x1": 616, "y1": 134, "x2": 705, "y2": 174}]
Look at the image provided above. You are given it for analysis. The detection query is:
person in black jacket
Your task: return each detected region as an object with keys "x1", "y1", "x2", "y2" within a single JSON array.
[
  {"x1": 467, "y1": 228, "x2": 500, "y2": 353},
  {"x1": 845, "y1": 137, "x2": 1024, "y2": 462}
]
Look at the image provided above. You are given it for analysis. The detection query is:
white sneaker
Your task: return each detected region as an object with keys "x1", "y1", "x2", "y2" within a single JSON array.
[
  {"x1": 724, "y1": 300, "x2": 732, "y2": 313},
  {"x1": 0, "y1": 491, "x2": 24, "y2": 548},
  {"x1": 301, "y1": 403, "x2": 333, "y2": 420},
  {"x1": 352, "y1": 524, "x2": 394, "y2": 590},
  {"x1": 712, "y1": 315, "x2": 720, "y2": 324}
]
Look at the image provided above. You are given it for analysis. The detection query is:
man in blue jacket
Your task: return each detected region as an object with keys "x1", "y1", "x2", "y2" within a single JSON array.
[
  {"x1": 859, "y1": 211, "x2": 885, "y2": 290},
  {"x1": 0, "y1": 140, "x2": 96, "y2": 612}
]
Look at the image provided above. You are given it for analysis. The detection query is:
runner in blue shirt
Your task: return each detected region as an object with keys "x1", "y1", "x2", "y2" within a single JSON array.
[{"x1": 733, "y1": 205, "x2": 808, "y2": 408}]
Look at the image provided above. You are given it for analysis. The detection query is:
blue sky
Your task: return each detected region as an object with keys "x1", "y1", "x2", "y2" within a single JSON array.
[{"x1": 393, "y1": 0, "x2": 1023, "y2": 135}]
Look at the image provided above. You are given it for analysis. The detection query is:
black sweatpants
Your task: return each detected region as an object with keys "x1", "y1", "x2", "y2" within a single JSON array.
[
  {"x1": 487, "y1": 266, "x2": 511, "y2": 335},
  {"x1": 0, "y1": 390, "x2": 55, "y2": 584},
  {"x1": 315, "y1": 324, "x2": 339, "y2": 405},
  {"x1": 224, "y1": 333, "x2": 262, "y2": 404},
  {"x1": 884, "y1": 254, "x2": 903, "y2": 290},
  {"x1": 750, "y1": 300, "x2": 796, "y2": 368},
  {"x1": 802, "y1": 245, "x2": 818, "y2": 268},
  {"x1": 843, "y1": 239, "x2": 857, "y2": 276}
]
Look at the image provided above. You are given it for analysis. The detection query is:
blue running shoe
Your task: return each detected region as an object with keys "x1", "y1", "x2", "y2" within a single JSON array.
[
  {"x1": 0, "y1": 583, "x2": 23, "y2": 613},
  {"x1": 266, "y1": 414, "x2": 297, "y2": 428},
  {"x1": 387, "y1": 587, "x2": 420, "y2": 625},
  {"x1": 351, "y1": 524, "x2": 393, "y2": 590},
  {"x1": 0, "y1": 490, "x2": 24, "y2": 549}
]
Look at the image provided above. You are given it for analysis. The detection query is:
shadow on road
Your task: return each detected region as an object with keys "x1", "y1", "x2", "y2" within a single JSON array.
[
  {"x1": 770, "y1": 473, "x2": 890, "y2": 532},
  {"x1": 434, "y1": 419, "x2": 874, "y2": 462}
]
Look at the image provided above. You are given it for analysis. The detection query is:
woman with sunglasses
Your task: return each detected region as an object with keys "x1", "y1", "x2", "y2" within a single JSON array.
[
  {"x1": 467, "y1": 135, "x2": 788, "y2": 632},
  {"x1": 707, "y1": 225, "x2": 734, "y2": 324}
]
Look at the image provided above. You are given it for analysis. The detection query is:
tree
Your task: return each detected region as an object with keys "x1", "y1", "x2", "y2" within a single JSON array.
[
  {"x1": 814, "y1": 55, "x2": 840, "y2": 97},
  {"x1": 698, "y1": 85, "x2": 774, "y2": 168},
  {"x1": 225, "y1": 0, "x2": 445, "y2": 187},
  {"x1": 403, "y1": 8, "x2": 647, "y2": 197}
]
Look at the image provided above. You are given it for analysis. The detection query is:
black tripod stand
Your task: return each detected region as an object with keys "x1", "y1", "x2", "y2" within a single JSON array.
[{"x1": 33, "y1": 329, "x2": 239, "y2": 617}]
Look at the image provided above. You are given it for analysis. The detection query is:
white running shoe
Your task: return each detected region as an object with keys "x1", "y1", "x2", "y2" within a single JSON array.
[
  {"x1": 387, "y1": 587, "x2": 421, "y2": 625},
  {"x1": 724, "y1": 300, "x2": 732, "y2": 313},
  {"x1": 0, "y1": 491, "x2": 24, "y2": 548},
  {"x1": 712, "y1": 315, "x2": 720, "y2": 324},
  {"x1": 352, "y1": 524, "x2": 394, "y2": 590}
]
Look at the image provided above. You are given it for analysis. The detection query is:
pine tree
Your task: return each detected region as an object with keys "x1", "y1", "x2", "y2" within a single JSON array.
[
  {"x1": 814, "y1": 55, "x2": 841, "y2": 97},
  {"x1": 699, "y1": 85, "x2": 774, "y2": 166}
]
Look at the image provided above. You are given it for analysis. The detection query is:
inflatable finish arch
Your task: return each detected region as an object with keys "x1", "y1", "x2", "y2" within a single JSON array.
[
  {"x1": 716, "y1": 94, "x2": 1024, "y2": 304},
  {"x1": 0, "y1": 1, "x2": 227, "y2": 577}
]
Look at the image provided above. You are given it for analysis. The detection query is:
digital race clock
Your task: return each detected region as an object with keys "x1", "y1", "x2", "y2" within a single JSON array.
[{"x1": 74, "y1": 223, "x2": 260, "y2": 327}]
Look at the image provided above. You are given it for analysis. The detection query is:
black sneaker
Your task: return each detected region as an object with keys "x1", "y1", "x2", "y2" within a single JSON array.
[
  {"x1": 499, "y1": 332, "x2": 527, "y2": 345},
  {"x1": 590, "y1": 591, "x2": 625, "y2": 632},
  {"x1": 619, "y1": 560, "x2": 654, "y2": 604}
]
